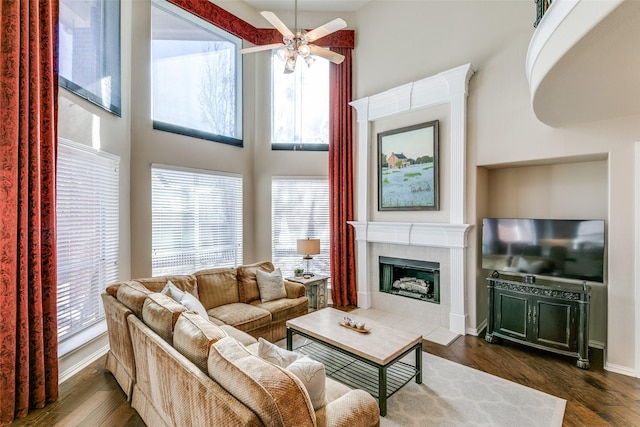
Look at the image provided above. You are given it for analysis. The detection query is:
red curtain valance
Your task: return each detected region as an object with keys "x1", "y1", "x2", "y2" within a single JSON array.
[{"x1": 168, "y1": 0, "x2": 355, "y2": 48}]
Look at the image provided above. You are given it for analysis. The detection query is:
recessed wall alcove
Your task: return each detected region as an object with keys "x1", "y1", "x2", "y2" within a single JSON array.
[{"x1": 349, "y1": 64, "x2": 475, "y2": 336}]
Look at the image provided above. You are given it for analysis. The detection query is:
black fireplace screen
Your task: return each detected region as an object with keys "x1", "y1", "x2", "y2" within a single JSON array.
[{"x1": 379, "y1": 256, "x2": 440, "y2": 303}]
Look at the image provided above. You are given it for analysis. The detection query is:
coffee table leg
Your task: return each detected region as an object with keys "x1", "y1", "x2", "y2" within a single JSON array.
[
  {"x1": 415, "y1": 344, "x2": 422, "y2": 384},
  {"x1": 378, "y1": 366, "x2": 387, "y2": 417},
  {"x1": 286, "y1": 328, "x2": 293, "y2": 350}
]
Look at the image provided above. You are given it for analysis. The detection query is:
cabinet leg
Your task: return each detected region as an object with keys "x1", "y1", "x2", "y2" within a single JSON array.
[
  {"x1": 577, "y1": 358, "x2": 590, "y2": 370},
  {"x1": 485, "y1": 333, "x2": 501, "y2": 344}
]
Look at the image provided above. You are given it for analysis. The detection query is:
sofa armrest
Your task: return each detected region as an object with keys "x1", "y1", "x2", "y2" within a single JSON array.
[
  {"x1": 315, "y1": 390, "x2": 380, "y2": 427},
  {"x1": 284, "y1": 280, "x2": 306, "y2": 299}
]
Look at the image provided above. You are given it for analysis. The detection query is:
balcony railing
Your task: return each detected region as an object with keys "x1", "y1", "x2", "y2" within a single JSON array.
[{"x1": 534, "y1": 0, "x2": 554, "y2": 27}]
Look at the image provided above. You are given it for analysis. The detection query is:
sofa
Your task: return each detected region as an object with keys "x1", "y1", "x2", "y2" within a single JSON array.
[{"x1": 102, "y1": 262, "x2": 381, "y2": 426}]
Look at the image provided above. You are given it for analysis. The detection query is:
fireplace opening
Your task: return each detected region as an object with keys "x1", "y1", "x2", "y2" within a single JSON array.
[{"x1": 379, "y1": 256, "x2": 440, "y2": 304}]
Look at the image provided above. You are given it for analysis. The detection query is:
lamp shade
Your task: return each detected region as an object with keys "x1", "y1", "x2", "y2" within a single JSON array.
[{"x1": 297, "y1": 238, "x2": 320, "y2": 257}]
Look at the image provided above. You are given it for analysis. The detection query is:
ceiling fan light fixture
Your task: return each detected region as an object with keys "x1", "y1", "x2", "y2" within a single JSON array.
[
  {"x1": 303, "y1": 55, "x2": 315, "y2": 67},
  {"x1": 297, "y1": 44, "x2": 310, "y2": 57},
  {"x1": 276, "y1": 46, "x2": 289, "y2": 62},
  {"x1": 284, "y1": 53, "x2": 297, "y2": 74}
]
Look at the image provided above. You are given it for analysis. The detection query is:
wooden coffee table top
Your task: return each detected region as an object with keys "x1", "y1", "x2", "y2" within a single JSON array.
[{"x1": 286, "y1": 308, "x2": 422, "y2": 365}]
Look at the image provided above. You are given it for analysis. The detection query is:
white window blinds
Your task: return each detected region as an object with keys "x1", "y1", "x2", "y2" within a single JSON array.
[
  {"x1": 152, "y1": 165, "x2": 243, "y2": 275},
  {"x1": 56, "y1": 139, "x2": 119, "y2": 344},
  {"x1": 272, "y1": 178, "x2": 330, "y2": 277}
]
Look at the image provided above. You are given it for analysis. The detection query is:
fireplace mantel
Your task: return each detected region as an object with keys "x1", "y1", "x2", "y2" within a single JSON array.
[
  {"x1": 349, "y1": 64, "x2": 475, "y2": 336},
  {"x1": 348, "y1": 221, "x2": 472, "y2": 248}
]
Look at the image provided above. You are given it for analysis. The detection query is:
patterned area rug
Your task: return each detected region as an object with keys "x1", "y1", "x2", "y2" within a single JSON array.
[{"x1": 380, "y1": 352, "x2": 566, "y2": 426}]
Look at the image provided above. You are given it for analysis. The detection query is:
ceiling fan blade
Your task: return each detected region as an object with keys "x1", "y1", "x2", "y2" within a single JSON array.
[
  {"x1": 261, "y1": 11, "x2": 294, "y2": 38},
  {"x1": 309, "y1": 45, "x2": 345, "y2": 64},
  {"x1": 240, "y1": 43, "x2": 284, "y2": 54},
  {"x1": 305, "y1": 18, "x2": 347, "y2": 43}
]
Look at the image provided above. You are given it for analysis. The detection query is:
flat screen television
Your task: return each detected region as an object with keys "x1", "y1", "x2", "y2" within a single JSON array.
[{"x1": 481, "y1": 218, "x2": 605, "y2": 283}]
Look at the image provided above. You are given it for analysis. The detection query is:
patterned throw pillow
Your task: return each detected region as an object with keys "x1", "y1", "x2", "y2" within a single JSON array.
[
  {"x1": 255, "y1": 268, "x2": 287, "y2": 302},
  {"x1": 257, "y1": 337, "x2": 327, "y2": 410}
]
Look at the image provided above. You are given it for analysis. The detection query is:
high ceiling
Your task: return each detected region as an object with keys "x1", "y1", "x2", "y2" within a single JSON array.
[{"x1": 242, "y1": 0, "x2": 371, "y2": 12}]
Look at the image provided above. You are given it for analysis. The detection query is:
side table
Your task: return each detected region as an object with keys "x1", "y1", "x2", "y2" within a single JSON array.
[{"x1": 286, "y1": 275, "x2": 329, "y2": 311}]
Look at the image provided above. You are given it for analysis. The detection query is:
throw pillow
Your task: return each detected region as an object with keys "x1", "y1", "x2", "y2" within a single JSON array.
[
  {"x1": 162, "y1": 280, "x2": 208, "y2": 319},
  {"x1": 257, "y1": 338, "x2": 327, "y2": 410},
  {"x1": 286, "y1": 356, "x2": 326, "y2": 410},
  {"x1": 161, "y1": 280, "x2": 185, "y2": 301},
  {"x1": 255, "y1": 268, "x2": 287, "y2": 303},
  {"x1": 257, "y1": 337, "x2": 300, "y2": 367}
]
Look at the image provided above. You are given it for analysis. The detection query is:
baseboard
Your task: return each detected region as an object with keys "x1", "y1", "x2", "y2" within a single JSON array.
[
  {"x1": 59, "y1": 336, "x2": 109, "y2": 384},
  {"x1": 604, "y1": 361, "x2": 636, "y2": 377},
  {"x1": 467, "y1": 319, "x2": 487, "y2": 336}
]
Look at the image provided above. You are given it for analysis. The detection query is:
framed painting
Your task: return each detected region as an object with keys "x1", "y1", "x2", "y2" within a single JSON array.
[{"x1": 377, "y1": 120, "x2": 439, "y2": 211}]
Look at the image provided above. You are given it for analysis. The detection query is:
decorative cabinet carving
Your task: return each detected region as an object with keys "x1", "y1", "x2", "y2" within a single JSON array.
[
  {"x1": 286, "y1": 275, "x2": 329, "y2": 311},
  {"x1": 486, "y1": 275, "x2": 590, "y2": 369}
]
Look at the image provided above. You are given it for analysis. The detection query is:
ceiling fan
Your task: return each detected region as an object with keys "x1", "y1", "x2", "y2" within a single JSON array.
[{"x1": 240, "y1": 0, "x2": 347, "y2": 73}]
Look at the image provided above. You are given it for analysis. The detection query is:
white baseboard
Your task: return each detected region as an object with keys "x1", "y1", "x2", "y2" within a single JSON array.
[
  {"x1": 604, "y1": 361, "x2": 636, "y2": 377},
  {"x1": 467, "y1": 319, "x2": 487, "y2": 336}
]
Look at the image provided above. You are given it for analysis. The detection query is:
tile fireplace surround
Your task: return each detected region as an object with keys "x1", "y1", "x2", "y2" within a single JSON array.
[{"x1": 349, "y1": 64, "x2": 475, "y2": 336}]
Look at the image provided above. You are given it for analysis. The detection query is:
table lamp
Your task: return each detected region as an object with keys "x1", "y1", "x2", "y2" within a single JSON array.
[{"x1": 297, "y1": 238, "x2": 320, "y2": 276}]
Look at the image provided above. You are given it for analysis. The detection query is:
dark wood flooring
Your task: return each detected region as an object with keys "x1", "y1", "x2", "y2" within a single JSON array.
[{"x1": 9, "y1": 332, "x2": 640, "y2": 426}]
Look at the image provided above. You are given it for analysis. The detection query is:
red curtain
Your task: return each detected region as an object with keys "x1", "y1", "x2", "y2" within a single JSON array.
[
  {"x1": 329, "y1": 48, "x2": 357, "y2": 306},
  {"x1": 0, "y1": 1, "x2": 59, "y2": 424}
]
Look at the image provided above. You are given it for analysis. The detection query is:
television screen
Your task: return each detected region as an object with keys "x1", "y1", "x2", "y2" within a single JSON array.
[{"x1": 481, "y1": 218, "x2": 605, "y2": 283}]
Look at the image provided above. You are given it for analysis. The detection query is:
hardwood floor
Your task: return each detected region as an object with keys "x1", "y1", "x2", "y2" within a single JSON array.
[{"x1": 10, "y1": 333, "x2": 640, "y2": 426}]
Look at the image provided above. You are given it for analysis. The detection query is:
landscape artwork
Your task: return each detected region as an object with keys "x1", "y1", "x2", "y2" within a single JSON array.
[{"x1": 378, "y1": 120, "x2": 439, "y2": 211}]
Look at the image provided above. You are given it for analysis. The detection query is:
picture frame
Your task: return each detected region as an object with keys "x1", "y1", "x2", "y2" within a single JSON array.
[{"x1": 377, "y1": 120, "x2": 439, "y2": 211}]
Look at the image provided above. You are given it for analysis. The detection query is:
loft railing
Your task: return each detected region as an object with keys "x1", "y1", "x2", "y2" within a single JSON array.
[{"x1": 534, "y1": 0, "x2": 553, "y2": 27}]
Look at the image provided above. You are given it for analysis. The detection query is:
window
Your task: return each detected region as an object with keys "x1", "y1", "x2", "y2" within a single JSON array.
[
  {"x1": 152, "y1": 166, "x2": 243, "y2": 275},
  {"x1": 272, "y1": 53, "x2": 329, "y2": 150},
  {"x1": 272, "y1": 178, "x2": 330, "y2": 276},
  {"x1": 151, "y1": 0, "x2": 243, "y2": 146},
  {"x1": 59, "y1": 0, "x2": 121, "y2": 115},
  {"x1": 57, "y1": 139, "x2": 119, "y2": 353}
]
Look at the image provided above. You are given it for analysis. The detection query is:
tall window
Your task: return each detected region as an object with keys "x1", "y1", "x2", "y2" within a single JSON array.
[
  {"x1": 151, "y1": 0, "x2": 243, "y2": 146},
  {"x1": 57, "y1": 139, "x2": 119, "y2": 353},
  {"x1": 59, "y1": 0, "x2": 121, "y2": 115},
  {"x1": 272, "y1": 53, "x2": 329, "y2": 150},
  {"x1": 272, "y1": 178, "x2": 330, "y2": 276},
  {"x1": 152, "y1": 166, "x2": 243, "y2": 275}
]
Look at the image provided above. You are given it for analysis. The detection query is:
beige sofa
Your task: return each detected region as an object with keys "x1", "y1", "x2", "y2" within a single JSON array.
[{"x1": 102, "y1": 266, "x2": 380, "y2": 426}]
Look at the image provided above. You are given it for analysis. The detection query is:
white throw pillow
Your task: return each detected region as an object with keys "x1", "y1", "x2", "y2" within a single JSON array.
[
  {"x1": 161, "y1": 280, "x2": 185, "y2": 301},
  {"x1": 257, "y1": 338, "x2": 327, "y2": 410},
  {"x1": 286, "y1": 356, "x2": 326, "y2": 410},
  {"x1": 257, "y1": 337, "x2": 300, "y2": 367},
  {"x1": 162, "y1": 280, "x2": 208, "y2": 319},
  {"x1": 255, "y1": 268, "x2": 287, "y2": 302}
]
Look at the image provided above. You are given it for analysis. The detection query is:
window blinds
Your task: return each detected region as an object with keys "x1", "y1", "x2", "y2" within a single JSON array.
[
  {"x1": 151, "y1": 165, "x2": 243, "y2": 275},
  {"x1": 56, "y1": 139, "x2": 119, "y2": 342},
  {"x1": 271, "y1": 178, "x2": 330, "y2": 277}
]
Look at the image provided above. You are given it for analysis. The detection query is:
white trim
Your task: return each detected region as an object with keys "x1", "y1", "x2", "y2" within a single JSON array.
[
  {"x1": 635, "y1": 141, "x2": 640, "y2": 377},
  {"x1": 469, "y1": 319, "x2": 487, "y2": 337},
  {"x1": 605, "y1": 362, "x2": 636, "y2": 377},
  {"x1": 349, "y1": 63, "x2": 475, "y2": 335}
]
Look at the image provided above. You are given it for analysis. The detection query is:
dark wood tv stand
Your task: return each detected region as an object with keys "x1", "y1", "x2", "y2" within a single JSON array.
[{"x1": 485, "y1": 274, "x2": 591, "y2": 369}]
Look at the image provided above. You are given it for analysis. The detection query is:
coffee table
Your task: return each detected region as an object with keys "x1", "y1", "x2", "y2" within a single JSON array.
[{"x1": 286, "y1": 308, "x2": 422, "y2": 416}]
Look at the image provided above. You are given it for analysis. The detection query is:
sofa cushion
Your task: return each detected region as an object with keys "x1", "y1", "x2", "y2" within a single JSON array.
[
  {"x1": 162, "y1": 281, "x2": 208, "y2": 318},
  {"x1": 136, "y1": 275, "x2": 198, "y2": 298},
  {"x1": 251, "y1": 297, "x2": 308, "y2": 323},
  {"x1": 256, "y1": 268, "x2": 287, "y2": 302},
  {"x1": 237, "y1": 261, "x2": 274, "y2": 303},
  {"x1": 194, "y1": 267, "x2": 239, "y2": 310},
  {"x1": 142, "y1": 293, "x2": 187, "y2": 344},
  {"x1": 219, "y1": 325, "x2": 258, "y2": 347},
  {"x1": 208, "y1": 337, "x2": 315, "y2": 427},
  {"x1": 116, "y1": 281, "x2": 153, "y2": 317},
  {"x1": 173, "y1": 312, "x2": 227, "y2": 373},
  {"x1": 208, "y1": 303, "x2": 271, "y2": 333},
  {"x1": 257, "y1": 338, "x2": 326, "y2": 410}
]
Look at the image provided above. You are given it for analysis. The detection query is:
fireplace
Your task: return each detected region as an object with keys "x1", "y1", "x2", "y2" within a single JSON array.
[{"x1": 379, "y1": 256, "x2": 440, "y2": 304}]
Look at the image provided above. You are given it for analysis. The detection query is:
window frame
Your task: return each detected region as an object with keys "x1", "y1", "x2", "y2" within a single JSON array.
[
  {"x1": 151, "y1": 0, "x2": 243, "y2": 147},
  {"x1": 58, "y1": 0, "x2": 122, "y2": 116}
]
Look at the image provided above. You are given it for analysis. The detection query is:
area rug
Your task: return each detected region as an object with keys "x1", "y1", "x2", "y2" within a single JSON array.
[{"x1": 380, "y1": 352, "x2": 566, "y2": 427}]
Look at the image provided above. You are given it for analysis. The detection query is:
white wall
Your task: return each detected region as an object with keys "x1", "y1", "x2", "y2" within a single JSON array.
[{"x1": 352, "y1": 0, "x2": 639, "y2": 372}]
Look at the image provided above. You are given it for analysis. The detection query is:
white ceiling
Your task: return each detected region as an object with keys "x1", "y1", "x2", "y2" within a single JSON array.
[{"x1": 242, "y1": 0, "x2": 371, "y2": 12}]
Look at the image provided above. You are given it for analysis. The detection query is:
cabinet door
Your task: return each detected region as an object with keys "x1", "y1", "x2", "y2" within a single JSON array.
[
  {"x1": 494, "y1": 290, "x2": 529, "y2": 340},
  {"x1": 531, "y1": 296, "x2": 577, "y2": 352}
]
